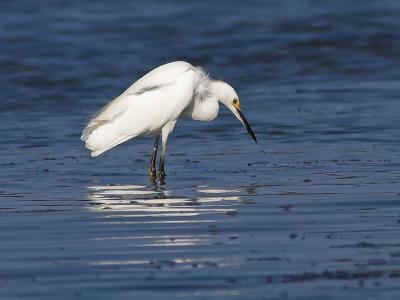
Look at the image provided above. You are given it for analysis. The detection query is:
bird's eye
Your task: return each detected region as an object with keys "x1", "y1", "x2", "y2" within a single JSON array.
[{"x1": 232, "y1": 99, "x2": 239, "y2": 105}]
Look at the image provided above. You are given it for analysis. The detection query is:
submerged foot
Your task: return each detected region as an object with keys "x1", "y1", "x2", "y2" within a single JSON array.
[{"x1": 158, "y1": 168, "x2": 166, "y2": 184}]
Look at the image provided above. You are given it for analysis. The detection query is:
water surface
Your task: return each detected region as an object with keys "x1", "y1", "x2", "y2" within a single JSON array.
[{"x1": 1, "y1": 1, "x2": 400, "y2": 299}]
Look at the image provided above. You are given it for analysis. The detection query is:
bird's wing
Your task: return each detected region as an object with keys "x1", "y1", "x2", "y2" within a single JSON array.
[
  {"x1": 81, "y1": 62, "x2": 198, "y2": 157},
  {"x1": 123, "y1": 61, "x2": 193, "y2": 96},
  {"x1": 81, "y1": 61, "x2": 193, "y2": 139}
]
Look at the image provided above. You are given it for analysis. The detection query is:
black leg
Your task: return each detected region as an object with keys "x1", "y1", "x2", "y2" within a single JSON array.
[
  {"x1": 157, "y1": 120, "x2": 176, "y2": 182},
  {"x1": 158, "y1": 151, "x2": 166, "y2": 180},
  {"x1": 149, "y1": 135, "x2": 160, "y2": 178}
]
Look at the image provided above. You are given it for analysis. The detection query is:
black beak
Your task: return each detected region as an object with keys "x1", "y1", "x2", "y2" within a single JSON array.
[{"x1": 236, "y1": 108, "x2": 257, "y2": 143}]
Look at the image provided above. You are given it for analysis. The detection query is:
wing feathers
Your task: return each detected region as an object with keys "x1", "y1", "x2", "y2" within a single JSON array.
[
  {"x1": 122, "y1": 61, "x2": 191, "y2": 96},
  {"x1": 81, "y1": 62, "x2": 198, "y2": 157}
]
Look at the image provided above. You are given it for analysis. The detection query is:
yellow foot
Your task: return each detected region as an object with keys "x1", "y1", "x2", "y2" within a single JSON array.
[{"x1": 149, "y1": 168, "x2": 156, "y2": 179}]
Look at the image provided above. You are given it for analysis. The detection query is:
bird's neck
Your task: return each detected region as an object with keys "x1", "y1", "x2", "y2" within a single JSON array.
[
  {"x1": 210, "y1": 80, "x2": 232, "y2": 107},
  {"x1": 184, "y1": 80, "x2": 219, "y2": 121},
  {"x1": 210, "y1": 80, "x2": 225, "y2": 100}
]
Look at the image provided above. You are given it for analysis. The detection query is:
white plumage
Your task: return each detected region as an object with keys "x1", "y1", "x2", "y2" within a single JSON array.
[{"x1": 81, "y1": 61, "x2": 256, "y2": 178}]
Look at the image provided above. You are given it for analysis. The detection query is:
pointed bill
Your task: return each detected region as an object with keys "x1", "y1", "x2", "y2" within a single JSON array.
[{"x1": 236, "y1": 108, "x2": 257, "y2": 143}]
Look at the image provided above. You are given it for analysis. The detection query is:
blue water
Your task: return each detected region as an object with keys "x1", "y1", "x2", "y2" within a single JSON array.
[{"x1": 1, "y1": 1, "x2": 400, "y2": 299}]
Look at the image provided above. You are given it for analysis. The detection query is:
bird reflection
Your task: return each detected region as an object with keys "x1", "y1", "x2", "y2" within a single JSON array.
[
  {"x1": 87, "y1": 184, "x2": 242, "y2": 217},
  {"x1": 85, "y1": 184, "x2": 246, "y2": 267}
]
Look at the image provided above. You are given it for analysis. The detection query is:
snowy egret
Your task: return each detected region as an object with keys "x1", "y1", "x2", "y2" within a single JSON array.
[{"x1": 81, "y1": 61, "x2": 257, "y2": 179}]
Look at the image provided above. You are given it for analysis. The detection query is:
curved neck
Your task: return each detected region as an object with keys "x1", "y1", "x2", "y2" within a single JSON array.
[
  {"x1": 210, "y1": 80, "x2": 226, "y2": 100},
  {"x1": 210, "y1": 80, "x2": 232, "y2": 107}
]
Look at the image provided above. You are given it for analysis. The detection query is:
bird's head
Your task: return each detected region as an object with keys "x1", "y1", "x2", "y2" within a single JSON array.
[{"x1": 211, "y1": 80, "x2": 257, "y2": 142}]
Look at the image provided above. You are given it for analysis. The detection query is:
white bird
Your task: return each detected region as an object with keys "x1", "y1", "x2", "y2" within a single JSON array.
[{"x1": 81, "y1": 61, "x2": 257, "y2": 179}]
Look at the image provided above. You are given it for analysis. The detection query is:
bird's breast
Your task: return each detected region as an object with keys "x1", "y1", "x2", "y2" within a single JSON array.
[{"x1": 184, "y1": 98, "x2": 219, "y2": 121}]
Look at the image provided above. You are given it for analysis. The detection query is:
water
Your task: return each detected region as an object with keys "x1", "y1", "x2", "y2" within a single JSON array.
[{"x1": 1, "y1": 1, "x2": 400, "y2": 299}]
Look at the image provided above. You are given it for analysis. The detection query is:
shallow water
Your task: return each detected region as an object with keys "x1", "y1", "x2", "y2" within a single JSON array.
[{"x1": 1, "y1": 1, "x2": 400, "y2": 299}]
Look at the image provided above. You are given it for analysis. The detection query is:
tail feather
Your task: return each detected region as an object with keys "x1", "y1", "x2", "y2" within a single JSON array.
[
  {"x1": 81, "y1": 119, "x2": 144, "y2": 157},
  {"x1": 89, "y1": 134, "x2": 132, "y2": 157}
]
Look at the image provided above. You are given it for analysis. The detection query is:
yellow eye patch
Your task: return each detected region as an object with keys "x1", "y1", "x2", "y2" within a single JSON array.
[{"x1": 232, "y1": 98, "x2": 240, "y2": 109}]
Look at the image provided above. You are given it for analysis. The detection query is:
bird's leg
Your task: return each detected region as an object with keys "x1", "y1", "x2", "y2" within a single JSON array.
[
  {"x1": 149, "y1": 135, "x2": 160, "y2": 179},
  {"x1": 158, "y1": 147, "x2": 166, "y2": 181},
  {"x1": 158, "y1": 128, "x2": 168, "y2": 181},
  {"x1": 158, "y1": 121, "x2": 177, "y2": 181}
]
